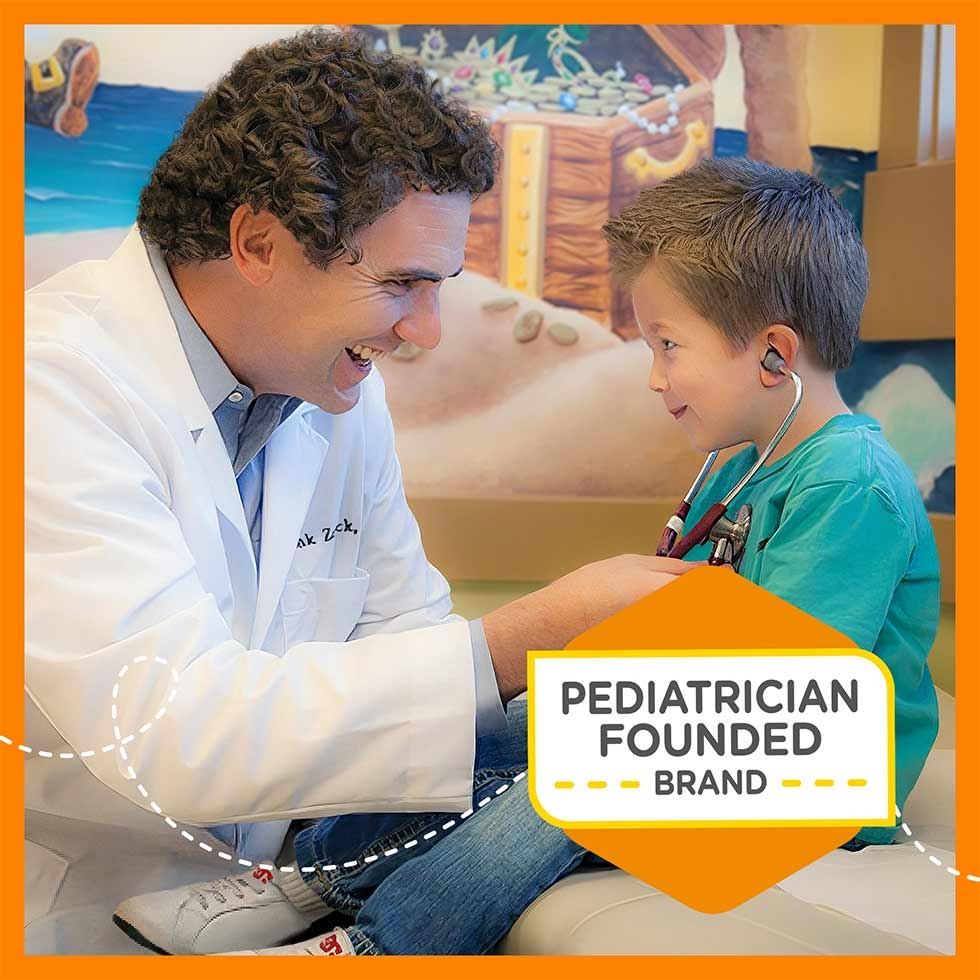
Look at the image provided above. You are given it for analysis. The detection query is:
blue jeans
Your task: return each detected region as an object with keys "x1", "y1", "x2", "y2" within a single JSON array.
[{"x1": 292, "y1": 698, "x2": 608, "y2": 954}]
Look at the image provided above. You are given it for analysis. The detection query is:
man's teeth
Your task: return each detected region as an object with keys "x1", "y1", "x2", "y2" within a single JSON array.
[{"x1": 349, "y1": 344, "x2": 386, "y2": 362}]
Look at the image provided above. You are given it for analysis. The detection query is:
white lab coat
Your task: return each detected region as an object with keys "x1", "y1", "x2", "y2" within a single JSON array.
[{"x1": 24, "y1": 226, "x2": 477, "y2": 946}]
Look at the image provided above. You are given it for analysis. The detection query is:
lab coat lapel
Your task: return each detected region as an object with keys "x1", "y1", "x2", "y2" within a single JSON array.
[
  {"x1": 99, "y1": 227, "x2": 257, "y2": 597},
  {"x1": 251, "y1": 409, "x2": 329, "y2": 648}
]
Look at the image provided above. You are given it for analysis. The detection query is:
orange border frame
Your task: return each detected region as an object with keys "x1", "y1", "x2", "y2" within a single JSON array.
[{"x1": 5, "y1": 4, "x2": 977, "y2": 977}]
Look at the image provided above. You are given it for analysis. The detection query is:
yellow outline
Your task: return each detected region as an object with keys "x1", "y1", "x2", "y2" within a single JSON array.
[{"x1": 527, "y1": 648, "x2": 897, "y2": 830}]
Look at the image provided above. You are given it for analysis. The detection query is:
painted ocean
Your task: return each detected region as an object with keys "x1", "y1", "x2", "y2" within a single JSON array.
[
  {"x1": 26, "y1": 82, "x2": 878, "y2": 236},
  {"x1": 25, "y1": 83, "x2": 199, "y2": 235}
]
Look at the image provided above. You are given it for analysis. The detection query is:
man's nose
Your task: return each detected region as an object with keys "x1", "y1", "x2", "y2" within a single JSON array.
[{"x1": 394, "y1": 290, "x2": 442, "y2": 351}]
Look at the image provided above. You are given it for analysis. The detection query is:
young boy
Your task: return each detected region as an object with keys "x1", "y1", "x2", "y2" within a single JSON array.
[{"x1": 602, "y1": 155, "x2": 941, "y2": 849}]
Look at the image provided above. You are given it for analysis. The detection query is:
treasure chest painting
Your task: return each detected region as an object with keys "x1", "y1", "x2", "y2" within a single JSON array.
[{"x1": 356, "y1": 25, "x2": 715, "y2": 339}]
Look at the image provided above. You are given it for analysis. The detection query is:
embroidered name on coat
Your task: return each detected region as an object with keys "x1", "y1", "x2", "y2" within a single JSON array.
[{"x1": 297, "y1": 519, "x2": 358, "y2": 549}]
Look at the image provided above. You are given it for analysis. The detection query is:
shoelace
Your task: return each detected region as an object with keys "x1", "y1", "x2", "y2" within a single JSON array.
[{"x1": 194, "y1": 875, "x2": 266, "y2": 910}]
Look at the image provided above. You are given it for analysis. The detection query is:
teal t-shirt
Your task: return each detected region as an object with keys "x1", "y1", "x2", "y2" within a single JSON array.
[{"x1": 682, "y1": 414, "x2": 940, "y2": 845}]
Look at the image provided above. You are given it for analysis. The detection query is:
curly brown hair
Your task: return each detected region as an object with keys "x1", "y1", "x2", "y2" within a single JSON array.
[{"x1": 137, "y1": 27, "x2": 498, "y2": 268}]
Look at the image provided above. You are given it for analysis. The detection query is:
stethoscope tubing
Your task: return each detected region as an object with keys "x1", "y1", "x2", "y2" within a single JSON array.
[
  {"x1": 660, "y1": 367, "x2": 804, "y2": 560},
  {"x1": 721, "y1": 368, "x2": 803, "y2": 507},
  {"x1": 656, "y1": 451, "x2": 719, "y2": 556}
]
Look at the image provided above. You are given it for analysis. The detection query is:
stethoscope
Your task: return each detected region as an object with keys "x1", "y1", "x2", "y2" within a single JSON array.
[{"x1": 656, "y1": 348, "x2": 804, "y2": 569}]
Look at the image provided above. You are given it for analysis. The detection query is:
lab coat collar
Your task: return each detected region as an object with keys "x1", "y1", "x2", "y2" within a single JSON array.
[
  {"x1": 98, "y1": 230, "x2": 256, "y2": 576},
  {"x1": 101, "y1": 226, "x2": 222, "y2": 436}
]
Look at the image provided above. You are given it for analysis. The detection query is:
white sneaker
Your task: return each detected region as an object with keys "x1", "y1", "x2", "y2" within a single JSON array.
[
  {"x1": 217, "y1": 926, "x2": 357, "y2": 956},
  {"x1": 113, "y1": 866, "x2": 329, "y2": 955}
]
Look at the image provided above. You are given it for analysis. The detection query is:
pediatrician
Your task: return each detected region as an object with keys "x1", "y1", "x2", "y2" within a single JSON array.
[{"x1": 24, "y1": 28, "x2": 696, "y2": 950}]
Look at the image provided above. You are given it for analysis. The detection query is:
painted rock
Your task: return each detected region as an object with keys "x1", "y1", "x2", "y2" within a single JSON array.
[
  {"x1": 547, "y1": 322, "x2": 580, "y2": 346},
  {"x1": 514, "y1": 310, "x2": 544, "y2": 342},
  {"x1": 482, "y1": 296, "x2": 520, "y2": 313}
]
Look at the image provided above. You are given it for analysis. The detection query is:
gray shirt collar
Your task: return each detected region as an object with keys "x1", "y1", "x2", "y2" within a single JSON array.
[{"x1": 145, "y1": 240, "x2": 241, "y2": 413}]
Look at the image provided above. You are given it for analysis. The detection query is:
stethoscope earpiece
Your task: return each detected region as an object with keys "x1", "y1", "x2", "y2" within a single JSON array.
[{"x1": 762, "y1": 348, "x2": 787, "y2": 374}]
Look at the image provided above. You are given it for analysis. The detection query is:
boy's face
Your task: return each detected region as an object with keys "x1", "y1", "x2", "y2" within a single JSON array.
[{"x1": 632, "y1": 261, "x2": 769, "y2": 453}]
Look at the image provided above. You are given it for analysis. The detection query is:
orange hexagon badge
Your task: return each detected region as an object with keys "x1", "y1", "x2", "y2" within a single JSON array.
[{"x1": 528, "y1": 567, "x2": 895, "y2": 913}]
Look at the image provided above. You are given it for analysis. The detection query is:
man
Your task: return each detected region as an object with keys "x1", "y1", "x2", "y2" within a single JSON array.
[{"x1": 25, "y1": 28, "x2": 694, "y2": 954}]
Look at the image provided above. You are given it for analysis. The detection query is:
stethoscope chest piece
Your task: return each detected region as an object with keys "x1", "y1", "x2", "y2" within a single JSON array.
[{"x1": 707, "y1": 503, "x2": 752, "y2": 569}]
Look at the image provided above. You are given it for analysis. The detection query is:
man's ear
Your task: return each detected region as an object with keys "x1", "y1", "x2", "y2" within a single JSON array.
[
  {"x1": 758, "y1": 325, "x2": 800, "y2": 389},
  {"x1": 228, "y1": 204, "x2": 280, "y2": 286}
]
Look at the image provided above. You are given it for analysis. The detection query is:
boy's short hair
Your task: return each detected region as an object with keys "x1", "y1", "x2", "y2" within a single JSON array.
[
  {"x1": 138, "y1": 28, "x2": 498, "y2": 270},
  {"x1": 602, "y1": 157, "x2": 869, "y2": 370}
]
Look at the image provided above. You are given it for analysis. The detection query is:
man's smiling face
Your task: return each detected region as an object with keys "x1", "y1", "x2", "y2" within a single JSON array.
[{"x1": 241, "y1": 189, "x2": 471, "y2": 413}]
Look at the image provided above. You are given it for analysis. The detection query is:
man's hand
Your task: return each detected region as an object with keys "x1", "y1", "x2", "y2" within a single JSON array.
[{"x1": 483, "y1": 555, "x2": 704, "y2": 702}]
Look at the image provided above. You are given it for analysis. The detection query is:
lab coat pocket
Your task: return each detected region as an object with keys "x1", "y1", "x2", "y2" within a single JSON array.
[{"x1": 280, "y1": 569, "x2": 371, "y2": 645}]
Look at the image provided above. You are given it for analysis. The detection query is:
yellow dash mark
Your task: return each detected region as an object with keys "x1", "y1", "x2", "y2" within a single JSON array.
[
  {"x1": 782, "y1": 779, "x2": 802, "y2": 787},
  {"x1": 620, "y1": 781, "x2": 641, "y2": 789},
  {"x1": 847, "y1": 779, "x2": 868, "y2": 787},
  {"x1": 815, "y1": 779, "x2": 835, "y2": 787},
  {"x1": 587, "y1": 781, "x2": 608, "y2": 789},
  {"x1": 554, "y1": 781, "x2": 574, "y2": 789}
]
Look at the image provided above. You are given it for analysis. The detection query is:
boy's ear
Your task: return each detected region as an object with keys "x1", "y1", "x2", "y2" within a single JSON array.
[{"x1": 759, "y1": 325, "x2": 800, "y2": 388}]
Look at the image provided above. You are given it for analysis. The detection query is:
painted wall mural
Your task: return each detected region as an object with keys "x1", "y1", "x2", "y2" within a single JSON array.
[{"x1": 24, "y1": 24, "x2": 955, "y2": 514}]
